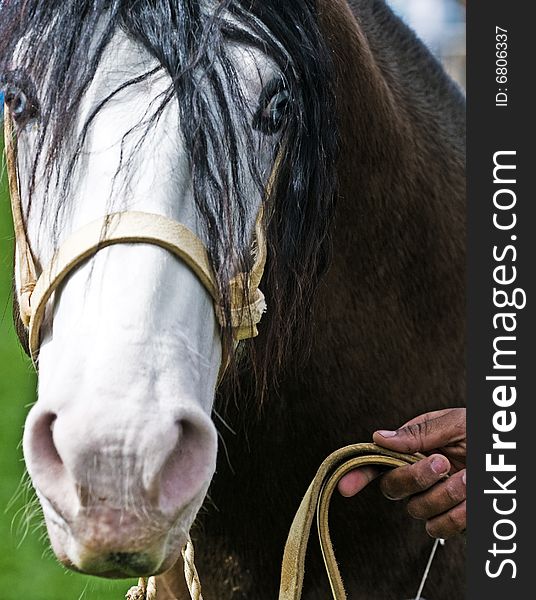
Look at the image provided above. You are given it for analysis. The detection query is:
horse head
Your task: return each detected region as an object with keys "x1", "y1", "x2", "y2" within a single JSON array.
[{"x1": 1, "y1": 0, "x2": 336, "y2": 578}]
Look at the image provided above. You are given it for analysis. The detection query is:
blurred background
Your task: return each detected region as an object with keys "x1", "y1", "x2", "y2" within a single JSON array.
[
  {"x1": 390, "y1": 0, "x2": 466, "y2": 88},
  {"x1": 0, "y1": 2, "x2": 465, "y2": 598}
]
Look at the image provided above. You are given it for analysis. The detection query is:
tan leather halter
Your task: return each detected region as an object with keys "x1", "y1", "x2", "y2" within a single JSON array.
[{"x1": 3, "y1": 104, "x2": 268, "y2": 362}]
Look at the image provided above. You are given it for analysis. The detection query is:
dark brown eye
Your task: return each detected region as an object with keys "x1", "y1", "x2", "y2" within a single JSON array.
[{"x1": 253, "y1": 77, "x2": 290, "y2": 135}]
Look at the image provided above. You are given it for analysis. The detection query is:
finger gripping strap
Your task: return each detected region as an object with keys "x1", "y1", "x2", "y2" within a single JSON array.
[{"x1": 278, "y1": 443, "x2": 423, "y2": 600}]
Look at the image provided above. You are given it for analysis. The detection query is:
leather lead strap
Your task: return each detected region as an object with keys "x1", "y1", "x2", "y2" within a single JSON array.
[{"x1": 278, "y1": 443, "x2": 424, "y2": 600}]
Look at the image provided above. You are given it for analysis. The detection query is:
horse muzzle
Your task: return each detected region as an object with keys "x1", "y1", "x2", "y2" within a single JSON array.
[
  {"x1": 23, "y1": 394, "x2": 216, "y2": 578},
  {"x1": 38, "y1": 486, "x2": 199, "y2": 578}
]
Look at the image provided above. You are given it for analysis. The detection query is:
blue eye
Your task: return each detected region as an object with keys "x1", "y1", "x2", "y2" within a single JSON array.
[
  {"x1": 5, "y1": 86, "x2": 29, "y2": 117},
  {"x1": 254, "y1": 77, "x2": 291, "y2": 135},
  {"x1": 1, "y1": 71, "x2": 39, "y2": 127},
  {"x1": 262, "y1": 90, "x2": 289, "y2": 124}
]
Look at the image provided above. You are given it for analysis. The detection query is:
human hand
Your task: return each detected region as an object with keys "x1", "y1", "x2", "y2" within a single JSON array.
[{"x1": 338, "y1": 408, "x2": 466, "y2": 538}]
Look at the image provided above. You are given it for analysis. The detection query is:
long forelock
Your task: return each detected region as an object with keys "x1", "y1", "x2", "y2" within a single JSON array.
[{"x1": 1, "y1": 0, "x2": 337, "y2": 392}]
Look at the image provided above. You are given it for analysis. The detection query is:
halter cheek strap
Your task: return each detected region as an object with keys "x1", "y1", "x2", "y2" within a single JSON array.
[
  {"x1": 4, "y1": 104, "x2": 38, "y2": 326},
  {"x1": 3, "y1": 105, "x2": 268, "y2": 361}
]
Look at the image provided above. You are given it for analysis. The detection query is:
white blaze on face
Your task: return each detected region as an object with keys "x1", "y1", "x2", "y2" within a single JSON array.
[{"x1": 14, "y1": 25, "x2": 278, "y2": 577}]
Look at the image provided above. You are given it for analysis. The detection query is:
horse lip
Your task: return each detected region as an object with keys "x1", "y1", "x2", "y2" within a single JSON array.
[
  {"x1": 168, "y1": 494, "x2": 198, "y2": 530},
  {"x1": 78, "y1": 551, "x2": 163, "y2": 578},
  {"x1": 38, "y1": 491, "x2": 194, "y2": 577},
  {"x1": 36, "y1": 481, "x2": 206, "y2": 578},
  {"x1": 88, "y1": 568, "x2": 148, "y2": 579},
  {"x1": 36, "y1": 487, "x2": 73, "y2": 529}
]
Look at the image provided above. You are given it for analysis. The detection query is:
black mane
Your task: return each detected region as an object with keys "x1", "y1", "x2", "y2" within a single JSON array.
[{"x1": 0, "y1": 0, "x2": 337, "y2": 391}]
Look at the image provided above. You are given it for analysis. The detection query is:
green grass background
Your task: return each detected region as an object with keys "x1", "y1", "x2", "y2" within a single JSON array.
[{"x1": 0, "y1": 134, "x2": 137, "y2": 599}]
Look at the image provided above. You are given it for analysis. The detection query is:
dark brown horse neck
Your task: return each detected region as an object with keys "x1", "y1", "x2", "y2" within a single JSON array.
[
  {"x1": 318, "y1": 0, "x2": 465, "y2": 410},
  {"x1": 177, "y1": 1, "x2": 466, "y2": 599}
]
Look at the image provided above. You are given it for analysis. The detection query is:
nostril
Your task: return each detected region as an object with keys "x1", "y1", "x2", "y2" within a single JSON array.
[
  {"x1": 158, "y1": 417, "x2": 216, "y2": 516},
  {"x1": 24, "y1": 410, "x2": 78, "y2": 514},
  {"x1": 29, "y1": 412, "x2": 64, "y2": 476}
]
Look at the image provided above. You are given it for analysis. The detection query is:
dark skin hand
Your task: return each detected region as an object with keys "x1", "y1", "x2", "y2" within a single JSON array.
[{"x1": 338, "y1": 408, "x2": 466, "y2": 539}]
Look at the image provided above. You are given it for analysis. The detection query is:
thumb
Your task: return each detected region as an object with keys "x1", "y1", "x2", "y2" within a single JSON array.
[{"x1": 372, "y1": 409, "x2": 465, "y2": 453}]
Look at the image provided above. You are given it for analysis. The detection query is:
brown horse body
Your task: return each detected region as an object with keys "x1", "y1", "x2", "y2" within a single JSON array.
[{"x1": 161, "y1": 1, "x2": 466, "y2": 598}]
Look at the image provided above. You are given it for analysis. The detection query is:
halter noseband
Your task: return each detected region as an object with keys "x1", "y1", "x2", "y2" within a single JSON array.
[{"x1": 3, "y1": 105, "x2": 268, "y2": 362}]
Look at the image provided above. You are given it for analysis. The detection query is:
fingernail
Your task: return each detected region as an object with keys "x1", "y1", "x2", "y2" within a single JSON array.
[
  {"x1": 377, "y1": 430, "x2": 397, "y2": 438},
  {"x1": 431, "y1": 457, "x2": 448, "y2": 475},
  {"x1": 462, "y1": 471, "x2": 466, "y2": 485}
]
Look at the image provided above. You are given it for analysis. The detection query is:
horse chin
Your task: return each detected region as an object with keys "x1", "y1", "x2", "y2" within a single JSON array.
[{"x1": 39, "y1": 489, "x2": 203, "y2": 578}]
